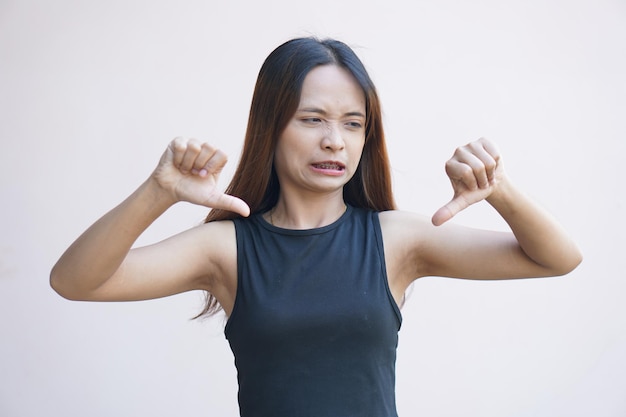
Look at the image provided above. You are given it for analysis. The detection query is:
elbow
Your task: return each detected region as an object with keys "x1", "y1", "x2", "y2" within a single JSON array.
[
  {"x1": 49, "y1": 266, "x2": 86, "y2": 301},
  {"x1": 551, "y1": 246, "x2": 583, "y2": 277},
  {"x1": 49, "y1": 267, "x2": 71, "y2": 300},
  {"x1": 565, "y1": 243, "x2": 584, "y2": 274}
]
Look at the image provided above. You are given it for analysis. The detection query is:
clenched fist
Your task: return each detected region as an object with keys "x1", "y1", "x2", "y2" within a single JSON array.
[
  {"x1": 432, "y1": 137, "x2": 505, "y2": 226},
  {"x1": 152, "y1": 137, "x2": 250, "y2": 217}
]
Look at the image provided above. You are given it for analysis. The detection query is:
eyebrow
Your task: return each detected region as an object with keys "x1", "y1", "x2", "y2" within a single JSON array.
[{"x1": 298, "y1": 107, "x2": 366, "y2": 119}]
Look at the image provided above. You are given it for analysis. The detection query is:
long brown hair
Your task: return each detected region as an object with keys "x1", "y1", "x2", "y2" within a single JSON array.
[{"x1": 198, "y1": 37, "x2": 396, "y2": 317}]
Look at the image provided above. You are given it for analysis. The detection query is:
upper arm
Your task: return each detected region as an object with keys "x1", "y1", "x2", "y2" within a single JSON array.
[
  {"x1": 81, "y1": 220, "x2": 237, "y2": 302},
  {"x1": 380, "y1": 211, "x2": 557, "y2": 286}
]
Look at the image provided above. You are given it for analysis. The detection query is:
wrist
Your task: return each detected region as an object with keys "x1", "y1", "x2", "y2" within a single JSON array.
[
  {"x1": 485, "y1": 175, "x2": 518, "y2": 210},
  {"x1": 141, "y1": 176, "x2": 178, "y2": 212}
]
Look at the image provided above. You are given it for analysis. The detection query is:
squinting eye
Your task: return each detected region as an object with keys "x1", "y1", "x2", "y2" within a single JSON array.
[{"x1": 347, "y1": 121, "x2": 363, "y2": 129}]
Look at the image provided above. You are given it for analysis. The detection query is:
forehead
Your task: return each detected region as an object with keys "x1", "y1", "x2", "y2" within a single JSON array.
[{"x1": 298, "y1": 65, "x2": 365, "y2": 112}]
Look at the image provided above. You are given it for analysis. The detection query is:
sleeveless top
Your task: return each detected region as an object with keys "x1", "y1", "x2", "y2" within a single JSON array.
[{"x1": 226, "y1": 206, "x2": 402, "y2": 417}]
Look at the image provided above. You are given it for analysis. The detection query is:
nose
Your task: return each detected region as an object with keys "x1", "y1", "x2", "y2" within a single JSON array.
[{"x1": 321, "y1": 122, "x2": 345, "y2": 151}]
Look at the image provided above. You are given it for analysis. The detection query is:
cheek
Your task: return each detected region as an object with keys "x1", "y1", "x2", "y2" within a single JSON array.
[
  {"x1": 273, "y1": 148, "x2": 289, "y2": 174},
  {"x1": 274, "y1": 130, "x2": 293, "y2": 167},
  {"x1": 273, "y1": 138, "x2": 303, "y2": 177},
  {"x1": 350, "y1": 138, "x2": 366, "y2": 162}
]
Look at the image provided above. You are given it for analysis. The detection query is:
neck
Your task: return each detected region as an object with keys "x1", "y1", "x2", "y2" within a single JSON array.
[{"x1": 267, "y1": 192, "x2": 347, "y2": 229}]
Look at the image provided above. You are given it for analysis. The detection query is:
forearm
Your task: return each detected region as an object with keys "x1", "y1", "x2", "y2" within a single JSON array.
[
  {"x1": 486, "y1": 177, "x2": 582, "y2": 275},
  {"x1": 50, "y1": 177, "x2": 176, "y2": 299}
]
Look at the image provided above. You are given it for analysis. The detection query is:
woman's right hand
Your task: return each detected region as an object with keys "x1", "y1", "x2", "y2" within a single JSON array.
[{"x1": 152, "y1": 137, "x2": 250, "y2": 217}]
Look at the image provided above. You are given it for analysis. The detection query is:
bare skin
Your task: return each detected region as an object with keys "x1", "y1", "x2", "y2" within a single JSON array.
[{"x1": 50, "y1": 65, "x2": 582, "y2": 315}]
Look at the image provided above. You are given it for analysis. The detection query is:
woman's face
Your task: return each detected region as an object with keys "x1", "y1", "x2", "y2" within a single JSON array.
[{"x1": 274, "y1": 64, "x2": 366, "y2": 198}]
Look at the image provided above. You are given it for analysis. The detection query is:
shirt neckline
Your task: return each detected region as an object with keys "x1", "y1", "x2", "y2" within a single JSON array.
[{"x1": 254, "y1": 205, "x2": 354, "y2": 236}]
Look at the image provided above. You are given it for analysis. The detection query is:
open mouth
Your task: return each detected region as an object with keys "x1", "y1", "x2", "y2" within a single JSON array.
[{"x1": 312, "y1": 162, "x2": 345, "y2": 171}]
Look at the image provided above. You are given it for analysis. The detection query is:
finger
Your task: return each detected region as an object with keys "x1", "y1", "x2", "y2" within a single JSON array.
[
  {"x1": 477, "y1": 137, "x2": 500, "y2": 160},
  {"x1": 208, "y1": 193, "x2": 251, "y2": 217},
  {"x1": 431, "y1": 205, "x2": 452, "y2": 226},
  {"x1": 179, "y1": 139, "x2": 203, "y2": 174},
  {"x1": 191, "y1": 143, "x2": 218, "y2": 176},
  {"x1": 445, "y1": 158, "x2": 479, "y2": 191},
  {"x1": 467, "y1": 147, "x2": 492, "y2": 188},
  {"x1": 170, "y1": 137, "x2": 188, "y2": 169},
  {"x1": 203, "y1": 148, "x2": 228, "y2": 176},
  {"x1": 431, "y1": 195, "x2": 470, "y2": 226},
  {"x1": 452, "y1": 145, "x2": 495, "y2": 189},
  {"x1": 474, "y1": 138, "x2": 501, "y2": 184}
]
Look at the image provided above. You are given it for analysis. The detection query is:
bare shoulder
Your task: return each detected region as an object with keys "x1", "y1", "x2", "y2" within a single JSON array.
[
  {"x1": 190, "y1": 219, "x2": 239, "y2": 312},
  {"x1": 378, "y1": 210, "x2": 434, "y2": 249},
  {"x1": 378, "y1": 210, "x2": 431, "y2": 232},
  {"x1": 179, "y1": 219, "x2": 238, "y2": 289},
  {"x1": 377, "y1": 210, "x2": 433, "y2": 291}
]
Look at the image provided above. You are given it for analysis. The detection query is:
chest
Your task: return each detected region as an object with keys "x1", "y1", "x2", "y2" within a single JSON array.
[{"x1": 226, "y1": 214, "x2": 402, "y2": 348}]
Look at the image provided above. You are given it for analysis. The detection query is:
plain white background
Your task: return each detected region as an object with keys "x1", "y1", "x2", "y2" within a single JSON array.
[{"x1": 1, "y1": 0, "x2": 625, "y2": 416}]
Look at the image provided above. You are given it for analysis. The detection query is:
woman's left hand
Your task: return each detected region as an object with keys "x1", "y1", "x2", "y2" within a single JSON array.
[{"x1": 432, "y1": 137, "x2": 505, "y2": 226}]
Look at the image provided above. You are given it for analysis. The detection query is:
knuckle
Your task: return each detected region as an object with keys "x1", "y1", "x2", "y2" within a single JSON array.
[
  {"x1": 467, "y1": 141, "x2": 481, "y2": 152},
  {"x1": 172, "y1": 136, "x2": 187, "y2": 150},
  {"x1": 444, "y1": 159, "x2": 456, "y2": 174},
  {"x1": 200, "y1": 142, "x2": 215, "y2": 153},
  {"x1": 460, "y1": 165, "x2": 475, "y2": 180},
  {"x1": 470, "y1": 161, "x2": 484, "y2": 173},
  {"x1": 214, "y1": 149, "x2": 227, "y2": 161},
  {"x1": 187, "y1": 140, "x2": 202, "y2": 152}
]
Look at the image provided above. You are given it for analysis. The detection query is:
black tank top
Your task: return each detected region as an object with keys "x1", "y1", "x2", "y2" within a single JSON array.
[{"x1": 226, "y1": 206, "x2": 402, "y2": 417}]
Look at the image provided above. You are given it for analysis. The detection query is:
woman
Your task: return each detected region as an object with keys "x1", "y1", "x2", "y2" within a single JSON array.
[{"x1": 50, "y1": 37, "x2": 582, "y2": 417}]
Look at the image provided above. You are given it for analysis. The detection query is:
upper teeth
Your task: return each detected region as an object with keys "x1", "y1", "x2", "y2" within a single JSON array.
[{"x1": 318, "y1": 163, "x2": 340, "y2": 169}]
